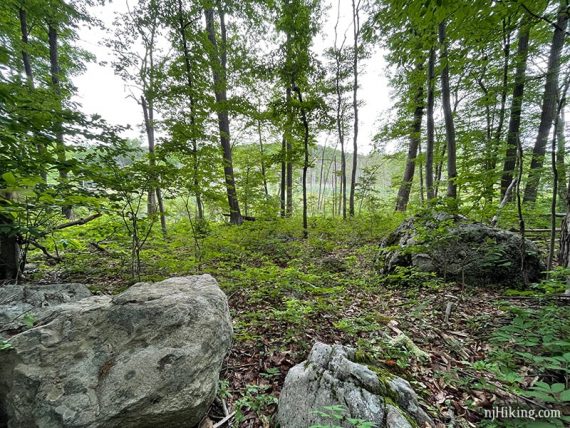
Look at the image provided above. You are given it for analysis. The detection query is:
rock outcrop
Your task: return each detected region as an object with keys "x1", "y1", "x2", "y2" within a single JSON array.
[
  {"x1": 0, "y1": 275, "x2": 232, "y2": 428},
  {"x1": 277, "y1": 342, "x2": 434, "y2": 428},
  {"x1": 381, "y1": 213, "x2": 544, "y2": 286}
]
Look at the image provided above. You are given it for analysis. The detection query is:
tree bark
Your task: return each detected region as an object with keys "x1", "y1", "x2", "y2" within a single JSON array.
[
  {"x1": 501, "y1": 21, "x2": 530, "y2": 198},
  {"x1": 396, "y1": 76, "x2": 424, "y2": 211},
  {"x1": 487, "y1": 21, "x2": 511, "y2": 198},
  {"x1": 48, "y1": 23, "x2": 72, "y2": 219},
  {"x1": 524, "y1": 0, "x2": 569, "y2": 203},
  {"x1": 141, "y1": 95, "x2": 167, "y2": 235},
  {"x1": 286, "y1": 86, "x2": 293, "y2": 217},
  {"x1": 426, "y1": 47, "x2": 436, "y2": 201},
  {"x1": 349, "y1": 0, "x2": 360, "y2": 216},
  {"x1": 439, "y1": 20, "x2": 458, "y2": 202},
  {"x1": 204, "y1": 6, "x2": 242, "y2": 224},
  {"x1": 293, "y1": 84, "x2": 310, "y2": 238},
  {"x1": 177, "y1": 0, "x2": 204, "y2": 219},
  {"x1": 556, "y1": 103, "x2": 567, "y2": 208},
  {"x1": 257, "y1": 115, "x2": 269, "y2": 198},
  {"x1": 280, "y1": 134, "x2": 286, "y2": 217}
]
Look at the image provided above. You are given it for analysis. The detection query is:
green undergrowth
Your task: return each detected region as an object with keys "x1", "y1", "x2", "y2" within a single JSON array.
[{"x1": 23, "y1": 209, "x2": 570, "y2": 426}]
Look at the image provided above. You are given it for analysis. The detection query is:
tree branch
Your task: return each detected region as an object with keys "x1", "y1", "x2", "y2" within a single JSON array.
[{"x1": 53, "y1": 213, "x2": 102, "y2": 231}]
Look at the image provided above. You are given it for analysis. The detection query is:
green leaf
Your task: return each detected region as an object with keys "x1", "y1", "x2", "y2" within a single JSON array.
[{"x1": 1, "y1": 172, "x2": 17, "y2": 186}]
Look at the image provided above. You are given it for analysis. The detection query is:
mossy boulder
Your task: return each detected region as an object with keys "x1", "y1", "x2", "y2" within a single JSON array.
[
  {"x1": 277, "y1": 342, "x2": 434, "y2": 428},
  {"x1": 381, "y1": 213, "x2": 545, "y2": 287}
]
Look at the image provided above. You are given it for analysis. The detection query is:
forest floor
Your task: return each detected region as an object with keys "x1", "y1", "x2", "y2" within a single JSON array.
[{"x1": 31, "y1": 214, "x2": 570, "y2": 428}]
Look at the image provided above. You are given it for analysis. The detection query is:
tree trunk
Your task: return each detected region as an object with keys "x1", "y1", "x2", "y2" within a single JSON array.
[
  {"x1": 349, "y1": 0, "x2": 360, "y2": 217},
  {"x1": 257, "y1": 116, "x2": 269, "y2": 198},
  {"x1": 293, "y1": 84, "x2": 310, "y2": 238},
  {"x1": 335, "y1": 62, "x2": 347, "y2": 219},
  {"x1": 487, "y1": 21, "x2": 511, "y2": 198},
  {"x1": 0, "y1": 208, "x2": 20, "y2": 281},
  {"x1": 396, "y1": 78, "x2": 424, "y2": 211},
  {"x1": 439, "y1": 20, "x2": 458, "y2": 202},
  {"x1": 501, "y1": 21, "x2": 530, "y2": 198},
  {"x1": 204, "y1": 6, "x2": 242, "y2": 225},
  {"x1": 280, "y1": 134, "x2": 286, "y2": 217},
  {"x1": 177, "y1": 0, "x2": 203, "y2": 219},
  {"x1": 141, "y1": 95, "x2": 167, "y2": 235},
  {"x1": 286, "y1": 86, "x2": 293, "y2": 217},
  {"x1": 556, "y1": 105, "x2": 567, "y2": 208},
  {"x1": 48, "y1": 23, "x2": 72, "y2": 219},
  {"x1": 524, "y1": 0, "x2": 568, "y2": 203},
  {"x1": 426, "y1": 47, "x2": 436, "y2": 201}
]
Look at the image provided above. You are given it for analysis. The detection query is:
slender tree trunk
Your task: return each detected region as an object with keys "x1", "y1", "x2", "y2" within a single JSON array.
[
  {"x1": 286, "y1": 86, "x2": 293, "y2": 217},
  {"x1": 317, "y1": 140, "x2": 327, "y2": 211},
  {"x1": 204, "y1": 6, "x2": 242, "y2": 224},
  {"x1": 396, "y1": 77, "x2": 424, "y2": 211},
  {"x1": 418, "y1": 141, "x2": 425, "y2": 205},
  {"x1": 491, "y1": 21, "x2": 511, "y2": 166},
  {"x1": 336, "y1": 71, "x2": 347, "y2": 219},
  {"x1": 177, "y1": 0, "x2": 203, "y2": 219},
  {"x1": 48, "y1": 23, "x2": 72, "y2": 219},
  {"x1": 257, "y1": 116, "x2": 269, "y2": 198},
  {"x1": 426, "y1": 47, "x2": 436, "y2": 201},
  {"x1": 280, "y1": 135, "x2": 286, "y2": 217},
  {"x1": 293, "y1": 84, "x2": 310, "y2": 238},
  {"x1": 556, "y1": 104, "x2": 567, "y2": 208},
  {"x1": 141, "y1": 95, "x2": 167, "y2": 235},
  {"x1": 20, "y1": 8, "x2": 47, "y2": 183},
  {"x1": 501, "y1": 21, "x2": 530, "y2": 198},
  {"x1": 349, "y1": 0, "x2": 360, "y2": 217},
  {"x1": 524, "y1": 0, "x2": 568, "y2": 203},
  {"x1": 439, "y1": 20, "x2": 458, "y2": 202}
]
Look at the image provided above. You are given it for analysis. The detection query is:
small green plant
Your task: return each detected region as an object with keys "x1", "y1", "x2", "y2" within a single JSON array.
[
  {"x1": 272, "y1": 298, "x2": 313, "y2": 326},
  {"x1": 523, "y1": 381, "x2": 570, "y2": 404},
  {"x1": 234, "y1": 384, "x2": 278, "y2": 425},
  {"x1": 310, "y1": 405, "x2": 375, "y2": 428},
  {"x1": 385, "y1": 266, "x2": 447, "y2": 290},
  {"x1": 0, "y1": 340, "x2": 13, "y2": 351}
]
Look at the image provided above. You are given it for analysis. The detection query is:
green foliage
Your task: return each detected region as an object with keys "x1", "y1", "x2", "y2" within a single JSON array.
[
  {"x1": 310, "y1": 405, "x2": 374, "y2": 428},
  {"x1": 385, "y1": 266, "x2": 447, "y2": 290},
  {"x1": 234, "y1": 384, "x2": 278, "y2": 425},
  {"x1": 471, "y1": 305, "x2": 569, "y2": 424}
]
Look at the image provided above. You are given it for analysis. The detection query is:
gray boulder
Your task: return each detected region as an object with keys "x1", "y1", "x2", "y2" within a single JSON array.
[
  {"x1": 381, "y1": 213, "x2": 544, "y2": 286},
  {"x1": 0, "y1": 275, "x2": 233, "y2": 428},
  {"x1": 277, "y1": 342, "x2": 434, "y2": 428},
  {"x1": 0, "y1": 283, "x2": 92, "y2": 334}
]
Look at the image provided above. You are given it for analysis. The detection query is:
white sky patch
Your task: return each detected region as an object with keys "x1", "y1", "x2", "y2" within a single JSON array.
[{"x1": 73, "y1": 0, "x2": 393, "y2": 154}]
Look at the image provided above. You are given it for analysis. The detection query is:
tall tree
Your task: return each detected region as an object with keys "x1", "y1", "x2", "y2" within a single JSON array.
[
  {"x1": 204, "y1": 3, "x2": 243, "y2": 224},
  {"x1": 500, "y1": 19, "x2": 531, "y2": 198},
  {"x1": 438, "y1": 20, "x2": 458, "y2": 202},
  {"x1": 524, "y1": 0, "x2": 569, "y2": 203},
  {"x1": 48, "y1": 21, "x2": 72, "y2": 219},
  {"x1": 349, "y1": 0, "x2": 361, "y2": 216},
  {"x1": 425, "y1": 47, "x2": 436, "y2": 201},
  {"x1": 396, "y1": 64, "x2": 425, "y2": 211}
]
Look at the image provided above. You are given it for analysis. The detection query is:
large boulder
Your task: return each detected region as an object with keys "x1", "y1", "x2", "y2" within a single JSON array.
[
  {"x1": 277, "y1": 342, "x2": 434, "y2": 428},
  {"x1": 381, "y1": 213, "x2": 544, "y2": 286},
  {"x1": 0, "y1": 275, "x2": 233, "y2": 428},
  {"x1": 0, "y1": 283, "x2": 92, "y2": 334}
]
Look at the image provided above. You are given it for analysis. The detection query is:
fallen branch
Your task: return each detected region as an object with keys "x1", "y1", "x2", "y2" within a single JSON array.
[
  {"x1": 213, "y1": 412, "x2": 235, "y2": 428},
  {"x1": 53, "y1": 213, "x2": 102, "y2": 230},
  {"x1": 89, "y1": 242, "x2": 111, "y2": 255},
  {"x1": 29, "y1": 239, "x2": 62, "y2": 262}
]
